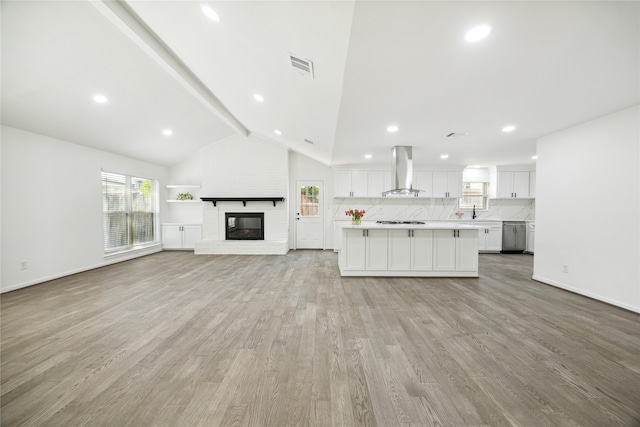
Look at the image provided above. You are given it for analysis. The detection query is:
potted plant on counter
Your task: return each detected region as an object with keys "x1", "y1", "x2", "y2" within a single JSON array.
[{"x1": 346, "y1": 209, "x2": 366, "y2": 225}]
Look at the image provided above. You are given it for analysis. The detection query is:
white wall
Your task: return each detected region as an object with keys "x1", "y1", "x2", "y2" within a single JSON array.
[
  {"x1": 288, "y1": 151, "x2": 335, "y2": 249},
  {"x1": 1, "y1": 126, "x2": 168, "y2": 292},
  {"x1": 534, "y1": 106, "x2": 640, "y2": 312}
]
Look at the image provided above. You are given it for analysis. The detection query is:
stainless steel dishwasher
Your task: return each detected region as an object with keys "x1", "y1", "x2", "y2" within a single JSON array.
[{"x1": 502, "y1": 221, "x2": 526, "y2": 253}]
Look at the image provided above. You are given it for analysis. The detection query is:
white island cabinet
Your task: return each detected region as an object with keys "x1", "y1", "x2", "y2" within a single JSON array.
[
  {"x1": 433, "y1": 229, "x2": 478, "y2": 272},
  {"x1": 343, "y1": 229, "x2": 388, "y2": 270},
  {"x1": 339, "y1": 223, "x2": 480, "y2": 277},
  {"x1": 388, "y1": 229, "x2": 434, "y2": 271}
]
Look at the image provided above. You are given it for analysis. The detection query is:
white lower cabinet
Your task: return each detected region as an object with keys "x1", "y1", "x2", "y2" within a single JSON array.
[
  {"x1": 433, "y1": 229, "x2": 478, "y2": 272},
  {"x1": 461, "y1": 222, "x2": 503, "y2": 252},
  {"x1": 343, "y1": 228, "x2": 388, "y2": 270},
  {"x1": 527, "y1": 222, "x2": 535, "y2": 253},
  {"x1": 365, "y1": 229, "x2": 388, "y2": 270},
  {"x1": 340, "y1": 227, "x2": 477, "y2": 277},
  {"x1": 162, "y1": 224, "x2": 202, "y2": 249},
  {"x1": 388, "y1": 229, "x2": 433, "y2": 271}
]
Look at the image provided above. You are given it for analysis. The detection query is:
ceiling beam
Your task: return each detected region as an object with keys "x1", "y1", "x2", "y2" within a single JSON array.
[{"x1": 93, "y1": 0, "x2": 249, "y2": 137}]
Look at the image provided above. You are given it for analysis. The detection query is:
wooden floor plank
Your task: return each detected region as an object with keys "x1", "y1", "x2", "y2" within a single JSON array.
[{"x1": 2, "y1": 251, "x2": 639, "y2": 426}]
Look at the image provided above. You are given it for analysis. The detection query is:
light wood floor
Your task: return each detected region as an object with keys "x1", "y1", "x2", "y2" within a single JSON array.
[{"x1": 2, "y1": 251, "x2": 639, "y2": 426}]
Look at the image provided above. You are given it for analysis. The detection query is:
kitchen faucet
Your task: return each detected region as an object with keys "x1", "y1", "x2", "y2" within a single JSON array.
[{"x1": 472, "y1": 205, "x2": 477, "y2": 219}]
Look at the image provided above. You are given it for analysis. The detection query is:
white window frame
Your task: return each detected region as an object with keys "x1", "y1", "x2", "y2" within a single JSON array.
[
  {"x1": 102, "y1": 171, "x2": 159, "y2": 255},
  {"x1": 459, "y1": 181, "x2": 488, "y2": 210}
]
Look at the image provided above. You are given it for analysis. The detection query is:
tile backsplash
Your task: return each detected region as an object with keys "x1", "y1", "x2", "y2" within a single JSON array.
[{"x1": 334, "y1": 197, "x2": 534, "y2": 221}]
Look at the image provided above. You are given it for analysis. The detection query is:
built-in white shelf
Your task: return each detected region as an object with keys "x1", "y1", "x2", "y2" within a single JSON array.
[
  {"x1": 166, "y1": 184, "x2": 201, "y2": 189},
  {"x1": 167, "y1": 200, "x2": 202, "y2": 203}
]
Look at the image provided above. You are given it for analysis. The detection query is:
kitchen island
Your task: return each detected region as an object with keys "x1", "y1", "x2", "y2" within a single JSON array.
[{"x1": 338, "y1": 222, "x2": 483, "y2": 277}]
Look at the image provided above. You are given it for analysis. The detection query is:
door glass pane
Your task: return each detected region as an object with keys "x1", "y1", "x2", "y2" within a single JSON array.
[{"x1": 299, "y1": 185, "x2": 320, "y2": 217}]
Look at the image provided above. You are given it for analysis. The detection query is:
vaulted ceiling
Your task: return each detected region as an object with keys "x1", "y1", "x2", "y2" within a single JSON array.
[{"x1": 2, "y1": 1, "x2": 638, "y2": 168}]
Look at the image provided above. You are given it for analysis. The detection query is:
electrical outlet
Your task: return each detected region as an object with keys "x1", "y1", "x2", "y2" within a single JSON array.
[
  {"x1": 562, "y1": 264, "x2": 569, "y2": 273},
  {"x1": 20, "y1": 261, "x2": 28, "y2": 270}
]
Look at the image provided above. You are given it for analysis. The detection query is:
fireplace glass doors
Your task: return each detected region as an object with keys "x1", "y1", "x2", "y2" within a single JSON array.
[{"x1": 225, "y1": 213, "x2": 264, "y2": 240}]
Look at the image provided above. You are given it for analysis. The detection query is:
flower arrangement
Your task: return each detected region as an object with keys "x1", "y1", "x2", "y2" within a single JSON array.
[
  {"x1": 346, "y1": 209, "x2": 366, "y2": 224},
  {"x1": 455, "y1": 211, "x2": 464, "y2": 219},
  {"x1": 177, "y1": 192, "x2": 193, "y2": 200}
]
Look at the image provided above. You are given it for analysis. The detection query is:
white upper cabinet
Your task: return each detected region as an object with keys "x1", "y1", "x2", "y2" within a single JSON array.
[
  {"x1": 432, "y1": 171, "x2": 462, "y2": 198},
  {"x1": 496, "y1": 171, "x2": 530, "y2": 198},
  {"x1": 334, "y1": 170, "x2": 387, "y2": 197},
  {"x1": 413, "y1": 170, "x2": 434, "y2": 197},
  {"x1": 335, "y1": 170, "x2": 368, "y2": 197},
  {"x1": 367, "y1": 171, "x2": 386, "y2": 197},
  {"x1": 334, "y1": 168, "x2": 462, "y2": 198}
]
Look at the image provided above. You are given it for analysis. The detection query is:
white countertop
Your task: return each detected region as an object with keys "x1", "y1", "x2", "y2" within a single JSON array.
[{"x1": 341, "y1": 222, "x2": 485, "y2": 230}]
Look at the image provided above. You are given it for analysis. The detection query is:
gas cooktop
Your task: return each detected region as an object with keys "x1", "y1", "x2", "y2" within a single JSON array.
[{"x1": 376, "y1": 220, "x2": 426, "y2": 225}]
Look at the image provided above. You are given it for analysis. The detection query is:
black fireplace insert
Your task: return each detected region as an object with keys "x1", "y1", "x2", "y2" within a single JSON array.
[{"x1": 225, "y1": 212, "x2": 264, "y2": 240}]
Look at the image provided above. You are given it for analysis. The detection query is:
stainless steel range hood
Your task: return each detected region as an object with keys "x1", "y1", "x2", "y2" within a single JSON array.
[{"x1": 383, "y1": 146, "x2": 422, "y2": 196}]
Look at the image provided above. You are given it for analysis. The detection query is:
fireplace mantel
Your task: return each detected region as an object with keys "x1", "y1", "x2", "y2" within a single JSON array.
[{"x1": 200, "y1": 197, "x2": 285, "y2": 207}]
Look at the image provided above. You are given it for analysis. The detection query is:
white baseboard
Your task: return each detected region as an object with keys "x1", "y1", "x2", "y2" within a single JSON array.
[
  {"x1": 1, "y1": 246, "x2": 163, "y2": 294},
  {"x1": 532, "y1": 275, "x2": 640, "y2": 314}
]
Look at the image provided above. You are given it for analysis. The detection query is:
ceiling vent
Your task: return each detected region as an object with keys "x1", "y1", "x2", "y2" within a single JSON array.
[
  {"x1": 446, "y1": 132, "x2": 469, "y2": 138},
  {"x1": 289, "y1": 54, "x2": 314, "y2": 79}
]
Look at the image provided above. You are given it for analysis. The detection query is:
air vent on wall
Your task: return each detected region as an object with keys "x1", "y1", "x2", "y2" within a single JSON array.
[
  {"x1": 446, "y1": 132, "x2": 469, "y2": 138},
  {"x1": 289, "y1": 54, "x2": 314, "y2": 79}
]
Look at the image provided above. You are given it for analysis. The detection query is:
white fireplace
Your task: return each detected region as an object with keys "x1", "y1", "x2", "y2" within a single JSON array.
[{"x1": 194, "y1": 200, "x2": 288, "y2": 255}]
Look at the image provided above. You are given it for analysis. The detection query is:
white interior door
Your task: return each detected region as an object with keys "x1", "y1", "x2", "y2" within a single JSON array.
[{"x1": 296, "y1": 181, "x2": 323, "y2": 249}]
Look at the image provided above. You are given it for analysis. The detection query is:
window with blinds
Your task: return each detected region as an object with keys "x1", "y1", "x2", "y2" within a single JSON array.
[{"x1": 102, "y1": 171, "x2": 158, "y2": 253}]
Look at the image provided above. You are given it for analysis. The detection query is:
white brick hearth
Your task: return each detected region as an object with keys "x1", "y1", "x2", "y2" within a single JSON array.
[{"x1": 195, "y1": 201, "x2": 288, "y2": 255}]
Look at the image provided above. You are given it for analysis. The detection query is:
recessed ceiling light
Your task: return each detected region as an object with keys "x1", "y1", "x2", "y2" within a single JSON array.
[
  {"x1": 440, "y1": 154, "x2": 449, "y2": 159},
  {"x1": 465, "y1": 25, "x2": 491, "y2": 42},
  {"x1": 93, "y1": 95, "x2": 108, "y2": 103},
  {"x1": 253, "y1": 94, "x2": 264, "y2": 102},
  {"x1": 502, "y1": 125, "x2": 516, "y2": 132},
  {"x1": 532, "y1": 155, "x2": 538, "y2": 160},
  {"x1": 201, "y1": 5, "x2": 220, "y2": 22},
  {"x1": 274, "y1": 129, "x2": 282, "y2": 135},
  {"x1": 387, "y1": 125, "x2": 399, "y2": 133},
  {"x1": 364, "y1": 154, "x2": 372, "y2": 159},
  {"x1": 163, "y1": 129, "x2": 172, "y2": 136}
]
